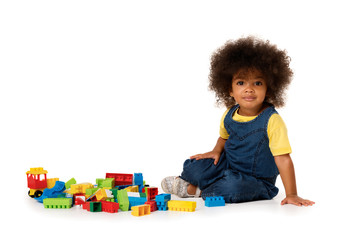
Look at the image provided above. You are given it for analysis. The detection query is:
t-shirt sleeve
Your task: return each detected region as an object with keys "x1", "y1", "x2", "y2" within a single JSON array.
[
  {"x1": 267, "y1": 114, "x2": 292, "y2": 156},
  {"x1": 219, "y1": 109, "x2": 230, "y2": 139}
]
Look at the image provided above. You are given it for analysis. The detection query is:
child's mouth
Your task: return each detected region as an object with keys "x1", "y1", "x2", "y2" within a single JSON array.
[{"x1": 243, "y1": 96, "x2": 256, "y2": 101}]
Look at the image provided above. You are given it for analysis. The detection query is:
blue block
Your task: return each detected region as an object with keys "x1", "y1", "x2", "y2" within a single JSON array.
[
  {"x1": 155, "y1": 193, "x2": 171, "y2": 203},
  {"x1": 35, "y1": 181, "x2": 66, "y2": 203},
  {"x1": 128, "y1": 196, "x2": 147, "y2": 208},
  {"x1": 205, "y1": 196, "x2": 225, "y2": 207},
  {"x1": 133, "y1": 173, "x2": 143, "y2": 186},
  {"x1": 155, "y1": 193, "x2": 171, "y2": 211},
  {"x1": 157, "y1": 205, "x2": 168, "y2": 211}
]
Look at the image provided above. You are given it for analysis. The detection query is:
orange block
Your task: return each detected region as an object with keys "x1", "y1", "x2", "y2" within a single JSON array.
[{"x1": 131, "y1": 204, "x2": 151, "y2": 217}]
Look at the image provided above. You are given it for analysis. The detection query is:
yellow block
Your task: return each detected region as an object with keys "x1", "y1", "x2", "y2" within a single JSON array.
[
  {"x1": 125, "y1": 186, "x2": 139, "y2": 192},
  {"x1": 95, "y1": 189, "x2": 113, "y2": 201},
  {"x1": 131, "y1": 205, "x2": 151, "y2": 217},
  {"x1": 26, "y1": 167, "x2": 48, "y2": 175},
  {"x1": 69, "y1": 183, "x2": 94, "y2": 194},
  {"x1": 47, "y1": 178, "x2": 59, "y2": 189},
  {"x1": 168, "y1": 200, "x2": 196, "y2": 212}
]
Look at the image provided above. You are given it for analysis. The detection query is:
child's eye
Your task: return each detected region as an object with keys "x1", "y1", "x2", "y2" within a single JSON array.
[
  {"x1": 254, "y1": 81, "x2": 263, "y2": 86},
  {"x1": 236, "y1": 81, "x2": 244, "y2": 86}
]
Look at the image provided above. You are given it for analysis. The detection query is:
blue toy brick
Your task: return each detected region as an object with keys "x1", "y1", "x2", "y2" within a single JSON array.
[
  {"x1": 128, "y1": 196, "x2": 147, "y2": 208},
  {"x1": 157, "y1": 205, "x2": 168, "y2": 211},
  {"x1": 155, "y1": 193, "x2": 170, "y2": 211},
  {"x1": 35, "y1": 181, "x2": 66, "y2": 203},
  {"x1": 133, "y1": 173, "x2": 143, "y2": 186},
  {"x1": 155, "y1": 193, "x2": 171, "y2": 202},
  {"x1": 205, "y1": 196, "x2": 225, "y2": 207}
]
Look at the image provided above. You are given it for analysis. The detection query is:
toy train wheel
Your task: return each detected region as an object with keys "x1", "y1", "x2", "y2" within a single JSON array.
[
  {"x1": 34, "y1": 190, "x2": 43, "y2": 198},
  {"x1": 28, "y1": 190, "x2": 35, "y2": 198}
]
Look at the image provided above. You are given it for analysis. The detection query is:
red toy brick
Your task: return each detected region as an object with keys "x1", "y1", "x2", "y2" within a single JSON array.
[
  {"x1": 101, "y1": 201, "x2": 119, "y2": 213},
  {"x1": 74, "y1": 194, "x2": 86, "y2": 205},
  {"x1": 82, "y1": 202, "x2": 91, "y2": 211},
  {"x1": 146, "y1": 187, "x2": 158, "y2": 201},
  {"x1": 145, "y1": 200, "x2": 157, "y2": 212},
  {"x1": 106, "y1": 173, "x2": 133, "y2": 186}
]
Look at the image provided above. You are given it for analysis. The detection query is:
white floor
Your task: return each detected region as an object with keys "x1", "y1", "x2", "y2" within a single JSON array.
[{"x1": 7, "y1": 189, "x2": 356, "y2": 240}]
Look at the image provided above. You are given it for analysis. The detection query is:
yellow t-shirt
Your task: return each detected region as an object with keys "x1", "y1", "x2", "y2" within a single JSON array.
[{"x1": 220, "y1": 108, "x2": 292, "y2": 156}]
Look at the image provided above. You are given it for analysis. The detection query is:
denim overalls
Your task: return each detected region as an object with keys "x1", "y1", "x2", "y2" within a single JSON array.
[{"x1": 180, "y1": 104, "x2": 280, "y2": 203}]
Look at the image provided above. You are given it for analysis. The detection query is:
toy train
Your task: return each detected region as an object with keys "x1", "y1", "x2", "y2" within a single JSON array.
[{"x1": 26, "y1": 167, "x2": 59, "y2": 198}]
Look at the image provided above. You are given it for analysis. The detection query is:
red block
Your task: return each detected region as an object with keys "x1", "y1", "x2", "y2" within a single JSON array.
[
  {"x1": 145, "y1": 201, "x2": 157, "y2": 212},
  {"x1": 101, "y1": 201, "x2": 119, "y2": 213},
  {"x1": 82, "y1": 202, "x2": 90, "y2": 211},
  {"x1": 106, "y1": 173, "x2": 133, "y2": 186},
  {"x1": 74, "y1": 194, "x2": 86, "y2": 205},
  {"x1": 146, "y1": 187, "x2": 158, "y2": 200}
]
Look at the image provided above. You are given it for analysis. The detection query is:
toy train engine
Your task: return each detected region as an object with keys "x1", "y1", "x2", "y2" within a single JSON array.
[{"x1": 26, "y1": 168, "x2": 58, "y2": 198}]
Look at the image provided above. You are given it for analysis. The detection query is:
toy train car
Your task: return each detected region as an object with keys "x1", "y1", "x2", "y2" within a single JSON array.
[{"x1": 26, "y1": 167, "x2": 58, "y2": 198}]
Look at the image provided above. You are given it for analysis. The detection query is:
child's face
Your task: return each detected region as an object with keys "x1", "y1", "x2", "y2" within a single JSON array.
[{"x1": 230, "y1": 68, "x2": 267, "y2": 116}]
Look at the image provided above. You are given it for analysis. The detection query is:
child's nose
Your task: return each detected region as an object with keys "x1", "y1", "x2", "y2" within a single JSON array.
[{"x1": 245, "y1": 85, "x2": 254, "y2": 93}]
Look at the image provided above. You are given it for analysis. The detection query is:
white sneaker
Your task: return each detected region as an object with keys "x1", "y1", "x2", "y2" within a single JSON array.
[
  {"x1": 161, "y1": 176, "x2": 177, "y2": 194},
  {"x1": 173, "y1": 177, "x2": 201, "y2": 198}
]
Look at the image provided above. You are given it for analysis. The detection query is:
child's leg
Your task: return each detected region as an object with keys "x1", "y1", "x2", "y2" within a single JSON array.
[
  {"x1": 180, "y1": 156, "x2": 227, "y2": 190},
  {"x1": 201, "y1": 169, "x2": 279, "y2": 203},
  {"x1": 187, "y1": 184, "x2": 199, "y2": 195}
]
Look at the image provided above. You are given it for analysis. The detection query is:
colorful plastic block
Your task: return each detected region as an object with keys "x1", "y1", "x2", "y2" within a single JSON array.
[
  {"x1": 146, "y1": 187, "x2": 158, "y2": 200},
  {"x1": 101, "y1": 201, "x2": 119, "y2": 213},
  {"x1": 145, "y1": 200, "x2": 157, "y2": 212},
  {"x1": 69, "y1": 183, "x2": 94, "y2": 195},
  {"x1": 128, "y1": 196, "x2": 147, "y2": 208},
  {"x1": 65, "y1": 178, "x2": 76, "y2": 189},
  {"x1": 155, "y1": 193, "x2": 171, "y2": 211},
  {"x1": 205, "y1": 196, "x2": 225, "y2": 207},
  {"x1": 35, "y1": 181, "x2": 66, "y2": 203},
  {"x1": 124, "y1": 185, "x2": 139, "y2": 192},
  {"x1": 96, "y1": 178, "x2": 115, "y2": 189},
  {"x1": 86, "y1": 188, "x2": 101, "y2": 202},
  {"x1": 95, "y1": 189, "x2": 114, "y2": 201},
  {"x1": 117, "y1": 189, "x2": 129, "y2": 211},
  {"x1": 168, "y1": 200, "x2": 196, "y2": 212},
  {"x1": 43, "y1": 198, "x2": 72, "y2": 209},
  {"x1": 85, "y1": 187, "x2": 100, "y2": 197},
  {"x1": 74, "y1": 194, "x2": 86, "y2": 205},
  {"x1": 155, "y1": 193, "x2": 171, "y2": 202},
  {"x1": 131, "y1": 204, "x2": 150, "y2": 217},
  {"x1": 106, "y1": 173, "x2": 133, "y2": 186},
  {"x1": 83, "y1": 202, "x2": 102, "y2": 212},
  {"x1": 133, "y1": 173, "x2": 143, "y2": 185}
]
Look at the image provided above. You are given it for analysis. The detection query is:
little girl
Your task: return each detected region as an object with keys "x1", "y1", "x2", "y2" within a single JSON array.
[{"x1": 162, "y1": 36, "x2": 314, "y2": 206}]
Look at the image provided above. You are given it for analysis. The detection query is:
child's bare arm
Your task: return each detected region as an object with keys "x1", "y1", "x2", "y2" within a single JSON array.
[
  {"x1": 190, "y1": 137, "x2": 227, "y2": 165},
  {"x1": 274, "y1": 154, "x2": 315, "y2": 206}
]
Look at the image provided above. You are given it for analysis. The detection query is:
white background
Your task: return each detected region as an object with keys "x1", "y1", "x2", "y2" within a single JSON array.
[{"x1": 1, "y1": 0, "x2": 359, "y2": 239}]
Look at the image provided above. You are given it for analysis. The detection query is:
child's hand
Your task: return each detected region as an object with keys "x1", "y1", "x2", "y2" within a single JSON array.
[
  {"x1": 190, "y1": 151, "x2": 221, "y2": 165},
  {"x1": 281, "y1": 195, "x2": 315, "y2": 206}
]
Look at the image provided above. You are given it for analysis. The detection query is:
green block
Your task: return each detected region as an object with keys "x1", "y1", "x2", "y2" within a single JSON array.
[
  {"x1": 90, "y1": 202, "x2": 102, "y2": 212},
  {"x1": 96, "y1": 178, "x2": 105, "y2": 187},
  {"x1": 96, "y1": 178, "x2": 115, "y2": 188},
  {"x1": 117, "y1": 189, "x2": 129, "y2": 211},
  {"x1": 139, "y1": 192, "x2": 146, "y2": 198},
  {"x1": 65, "y1": 178, "x2": 76, "y2": 189},
  {"x1": 86, "y1": 187, "x2": 99, "y2": 196},
  {"x1": 43, "y1": 198, "x2": 72, "y2": 209}
]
